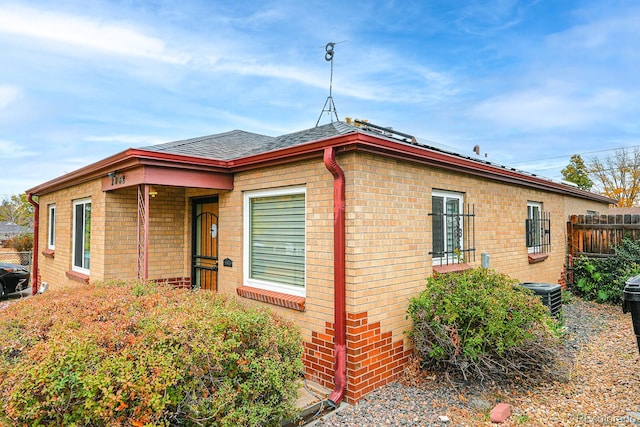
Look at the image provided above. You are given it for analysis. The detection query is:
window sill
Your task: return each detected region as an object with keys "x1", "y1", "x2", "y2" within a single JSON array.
[
  {"x1": 528, "y1": 253, "x2": 549, "y2": 264},
  {"x1": 237, "y1": 286, "x2": 305, "y2": 311},
  {"x1": 66, "y1": 270, "x2": 89, "y2": 284},
  {"x1": 42, "y1": 249, "x2": 55, "y2": 259},
  {"x1": 433, "y1": 263, "x2": 473, "y2": 274}
]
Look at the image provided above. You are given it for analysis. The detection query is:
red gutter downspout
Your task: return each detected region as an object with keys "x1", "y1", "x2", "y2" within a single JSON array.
[
  {"x1": 323, "y1": 147, "x2": 346, "y2": 406},
  {"x1": 27, "y1": 193, "x2": 39, "y2": 296}
]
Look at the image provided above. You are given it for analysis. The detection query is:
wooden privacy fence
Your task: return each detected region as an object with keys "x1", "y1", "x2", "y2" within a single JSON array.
[{"x1": 567, "y1": 214, "x2": 640, "y2": 258}]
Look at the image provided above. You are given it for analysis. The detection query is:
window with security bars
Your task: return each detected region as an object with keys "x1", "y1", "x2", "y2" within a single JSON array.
[
  {"x1": 429, "y1": 191, "x2": 476, "y2": 266},
  {"x1": 244, "y1": 187, "x2": 305, "y2": 296},
  {"x1": 526, "y1": 202, "x2": 550, "y2": 254}
]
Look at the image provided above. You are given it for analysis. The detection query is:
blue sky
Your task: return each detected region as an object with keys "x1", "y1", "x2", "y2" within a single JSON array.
[{"x1": 1, "y1": 0, "x2": 639, "y2": 197}]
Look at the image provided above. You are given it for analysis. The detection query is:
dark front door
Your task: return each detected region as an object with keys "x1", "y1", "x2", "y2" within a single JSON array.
[{"x1": 192, "y1": 198, "x2": 218, "y2": 291}]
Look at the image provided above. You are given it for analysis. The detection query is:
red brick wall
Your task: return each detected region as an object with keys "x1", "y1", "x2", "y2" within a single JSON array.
[
  {"x1": 303, "y1": 310, "x2": 412, "y2": 404},
  {"x1": 154, "y1": 277, "x2": 191, "y2": 289}
]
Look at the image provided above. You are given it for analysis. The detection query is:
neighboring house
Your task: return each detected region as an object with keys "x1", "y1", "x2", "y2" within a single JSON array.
[
  {"x1": 26, "y1": 120, "x2": 614, "y2": 404},
  {"x1": 609, "y1": 206, "x2": 640, "y2": 215},
  {"x1": 0, "y1": 221, "x2": 29, "y2": 246}
]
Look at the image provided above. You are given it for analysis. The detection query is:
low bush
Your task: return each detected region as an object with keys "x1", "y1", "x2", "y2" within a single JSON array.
[
  {"x1": 407, "y1": 268, "x2": 563, "y2": 383},
  {"x1": 0, "y1": 281, "x2": 304, "y2": 426},
  {"x1": 3, "y1": 232, "x2": 33, "y2": 252},
  {"x1": 572, "y1": 237, "x2": 640, "y2": 304}
]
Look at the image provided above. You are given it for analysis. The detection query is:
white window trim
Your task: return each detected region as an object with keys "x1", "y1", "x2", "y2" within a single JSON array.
[
  {"x1": 243, "y1": 186, "x2": 306, "y2": 297},
  {"x1": 47, "y1": 204, "x2": 56, "y2": 250},
  {"x1": 72, "y1": 198, "x2": 91, "y2": 275},
  {"x1": 432, "y1": 190, "x2": 464, "y2": 264},
  {"x1": 527, "y1": 201, "x2": 542, "y2": 254}
]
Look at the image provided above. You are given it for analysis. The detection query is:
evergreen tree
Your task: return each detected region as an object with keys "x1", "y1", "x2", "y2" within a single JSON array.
[{"x1": 561, "y1": 154, "x2": 593, "y2": 191}]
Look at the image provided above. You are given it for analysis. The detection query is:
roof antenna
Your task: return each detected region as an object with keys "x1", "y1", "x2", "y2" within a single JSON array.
[{"x1": 316, "y1": 41, "x2": 345, "y2": 127}]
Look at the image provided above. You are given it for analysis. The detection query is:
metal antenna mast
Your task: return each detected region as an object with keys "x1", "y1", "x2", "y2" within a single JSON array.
[{"x1": 316, "y1": 41, "x2": 343, "y2": 126}]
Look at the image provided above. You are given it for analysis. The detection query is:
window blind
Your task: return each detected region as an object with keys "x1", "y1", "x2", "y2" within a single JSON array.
[{"x1": 250, "y1": 193, "x2": 305, "y2": 287}]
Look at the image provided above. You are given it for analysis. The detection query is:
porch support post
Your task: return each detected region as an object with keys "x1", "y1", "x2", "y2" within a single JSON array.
[
  {"x1": 137, "y1": 185, "x2": 150, "y2": 281},
  {"x1": 143, "y1": 184, "x2": 150, "y2": 280}
]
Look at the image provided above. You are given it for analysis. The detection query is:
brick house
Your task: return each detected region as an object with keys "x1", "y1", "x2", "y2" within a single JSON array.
[{"x1": 26, "y1": 120, "x2": 613, "y2": 404}]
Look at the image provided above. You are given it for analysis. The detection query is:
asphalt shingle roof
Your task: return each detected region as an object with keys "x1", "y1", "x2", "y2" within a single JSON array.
[
  {"x1": 134, "y1": 121, "x2": 580, "y2": 193},
  {"x1": 138, "y1": 122, "x2": 358, "y2": 160},
  {"x1": 138, "y1": 130, "x2": 276, "y2": 161},
  {"x1": 244, "y1": 121, "x2": 357, "y2": 156},
  {"x1": 0, "y1": 221, "x2": 29, "y2": 240}
]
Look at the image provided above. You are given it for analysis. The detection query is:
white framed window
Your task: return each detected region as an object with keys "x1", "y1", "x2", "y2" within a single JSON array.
[
  {"x1": 526, "y1": 201, "x2": 550, "y2": 254},
  {"x1": 72, "y1": 198, "x2": 91, "y2": 274},
  {"x1": 243, "y1": 187, "x2": 306, "y2": 297},
  {"x1": 47, "y1": 204, "x2": 56, "y2": 250},
  {"x1": 431, "y1": 190, "x2": 465, "y2": 265}
]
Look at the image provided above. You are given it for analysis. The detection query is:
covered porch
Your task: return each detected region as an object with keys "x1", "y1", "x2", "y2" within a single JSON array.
[{"x1": 101, "y1": 158, "x2": 233, "y2": 290}]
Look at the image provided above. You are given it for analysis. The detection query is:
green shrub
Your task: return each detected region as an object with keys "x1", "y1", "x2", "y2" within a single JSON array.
[
  {"x1": 407, "y1": 268, "x2": 562, "y2": 383},
  {"x1": 573, "y1": 237, "x2": 640, "y2": 304},
  {"x1": 0, "y1": 281, "x2": 304, "y2": 426}
]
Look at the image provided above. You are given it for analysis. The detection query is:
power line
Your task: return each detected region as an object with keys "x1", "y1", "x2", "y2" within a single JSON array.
[{"x1": 509, "y1": 144, "x2": 640, "y2": 166}]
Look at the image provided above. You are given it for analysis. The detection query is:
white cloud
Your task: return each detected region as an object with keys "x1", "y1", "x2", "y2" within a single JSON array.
[
  {"x1": 547, "y1": 11, "x2": 640, "y2": 54},
  {"x1": 471, "y1": 87, "x2": 628, "y2": 131},
  {"x1": 84, "y1": 134, "x2": 167, "y2": 146},
  {"x1": 455, "y1": 0, "x2": 531, "y2": 34},
  {"x1": 0, "y1": 5, "x2": 190, "y2": 64},
  {"x1": 0, "y1": 85, "x2": 20, "y2": 109},
  {"x1": 0, "y1": 139, "x2": 35, "y2": 159}
]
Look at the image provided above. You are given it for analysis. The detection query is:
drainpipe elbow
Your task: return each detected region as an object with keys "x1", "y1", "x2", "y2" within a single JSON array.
[
  {"x1": 327, "y1": 343, "x2": 347, "y2": 407},
  {"x1": 27, "y1": 193, "x2": 39, "y2": 296},
  {"x1": 323, "y1": 146, "x2": 347, "y2": 406}
]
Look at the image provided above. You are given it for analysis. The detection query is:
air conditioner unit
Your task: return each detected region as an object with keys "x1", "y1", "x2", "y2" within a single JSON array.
[{"x1": 520, "y1": 282, "x2": 562, "y2": 317}]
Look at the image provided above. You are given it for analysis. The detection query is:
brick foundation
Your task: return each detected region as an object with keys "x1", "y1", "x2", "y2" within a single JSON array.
[
  {"x1": 558, "y1": 254, "x2": 574, "y2": 290},
  {"x1": 303, "y1": 311, "x2": 412, "y2": 404},
  {"x1": 155, "y1": 277, "x2": 191, "y2": 289}
]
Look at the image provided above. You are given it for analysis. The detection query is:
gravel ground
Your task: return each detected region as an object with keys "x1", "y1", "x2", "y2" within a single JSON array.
[{"x1": 312, "y1": 298, "x2": 640, "y2": 426}]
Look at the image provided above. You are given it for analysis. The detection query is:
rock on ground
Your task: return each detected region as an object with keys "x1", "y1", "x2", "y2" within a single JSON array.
[{"x1": 313, "y1": 298, "x2": 640, "y2": 426}]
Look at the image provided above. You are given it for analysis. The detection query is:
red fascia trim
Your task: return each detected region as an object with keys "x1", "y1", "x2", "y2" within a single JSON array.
[
  {"x1": 101, "y1": 165, "x2": 234, "y2": 191},
  {"x1": 26, "y1": 130, "x2": 614, "y2": 205},
  {"x1": 347, "y1": 136, "x2": 615, "y2": 204},
  {"x1": 229, "y1": 131, "x2": 613, "y2": 204},
  {"x1": 26, "y1": 148, "x2": 230, "y2": 195}
]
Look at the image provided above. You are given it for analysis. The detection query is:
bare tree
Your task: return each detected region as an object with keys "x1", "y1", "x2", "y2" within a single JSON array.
[{"x1": 589, "y1": 147, "x2": 640, "y2": 207}]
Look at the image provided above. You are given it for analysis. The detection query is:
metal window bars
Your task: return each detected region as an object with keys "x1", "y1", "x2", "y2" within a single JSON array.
[
  {"x1": 526, "y1": 211, "x2": 551, "y2": 254},
  {"x1": 429, "y1": 204, "x2": 476, "y2": 266}
]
